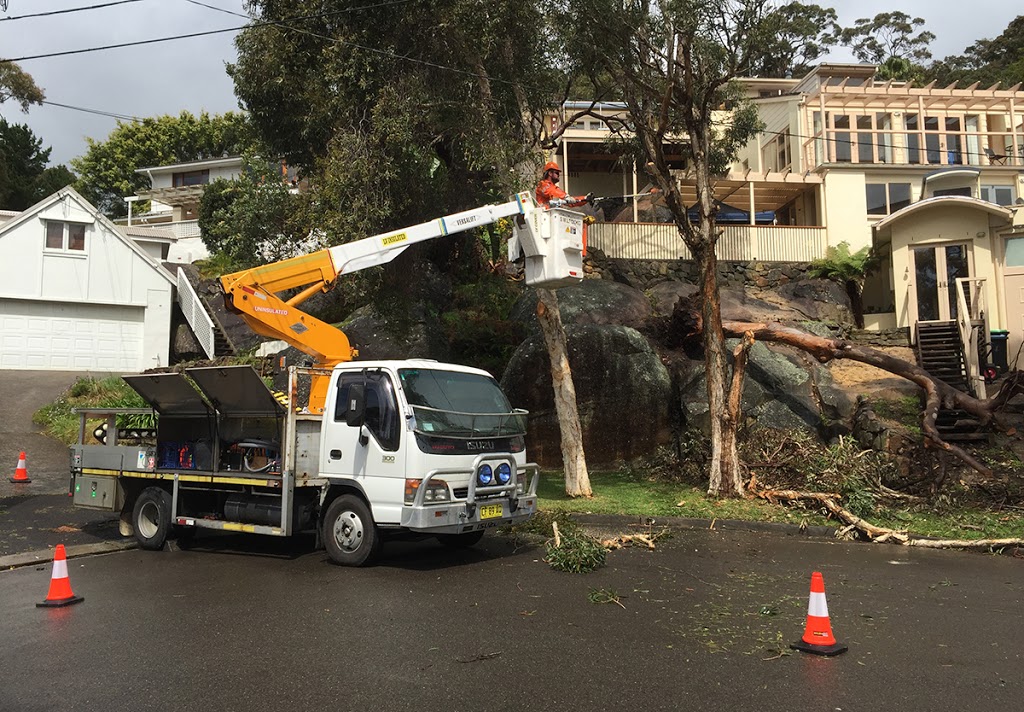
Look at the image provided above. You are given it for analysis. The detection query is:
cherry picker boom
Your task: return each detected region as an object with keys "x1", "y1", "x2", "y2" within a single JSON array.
[{"x1": 219, "y1": 191, "x2": 585, "y2": 413}]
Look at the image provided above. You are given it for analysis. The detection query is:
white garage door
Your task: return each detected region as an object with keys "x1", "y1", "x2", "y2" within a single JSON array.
[{"x1": 0, "y1": 299, "x2": 144, "y2": 371}]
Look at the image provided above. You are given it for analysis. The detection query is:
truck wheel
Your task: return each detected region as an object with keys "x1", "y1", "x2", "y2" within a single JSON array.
[
  {"x1": 132, "y1": 487, "x2": 172, "y2": 551},
  {"x1": 323, "y1": 495, "x2": 380, "y2": 566},
  {"x1": 437, "y1": 530, "x2": 485, "y2": 548}
]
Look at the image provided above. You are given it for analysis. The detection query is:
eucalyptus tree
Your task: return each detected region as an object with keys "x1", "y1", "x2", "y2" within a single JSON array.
[{"x1": 557, "y1": 0, "x2": 768, "y2": 496}]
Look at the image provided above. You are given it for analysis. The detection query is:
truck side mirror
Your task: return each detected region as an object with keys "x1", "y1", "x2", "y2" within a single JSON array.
[{"x1": 345, "y1": 384, "x2": 366, "y2": 427}]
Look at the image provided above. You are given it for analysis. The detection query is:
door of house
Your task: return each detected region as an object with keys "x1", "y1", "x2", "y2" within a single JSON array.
[
  {"x1": 911, "y1": 243, "x2": 971, "y2": 322},
  {"x1": 1003, "y1": 237, "x2": 1024, "y2": 367}
]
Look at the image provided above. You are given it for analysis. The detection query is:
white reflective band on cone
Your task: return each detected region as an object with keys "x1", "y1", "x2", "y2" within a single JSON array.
[
  {"x1": 52, "y1": 558, "x2": 68, "y2": 580},
  {"x1": 807, "y1": 591, "x2": 829, "y2": 618}
]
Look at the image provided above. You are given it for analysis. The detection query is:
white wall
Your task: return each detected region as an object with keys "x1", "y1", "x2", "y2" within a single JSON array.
[
  {"x1": 889, "y1": 206, "x2": 1001, "y2": 331},
  {"x1": 822, "y1": 172, "x2": 872, "y2": 251},
  {"x1": 0, "y1": 191, "x2": 174, "y2": 369}
]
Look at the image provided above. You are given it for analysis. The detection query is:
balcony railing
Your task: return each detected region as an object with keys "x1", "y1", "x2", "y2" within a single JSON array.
[
  {"x1": 587, "y1": 222, "x2": 828, "y2": 262},
  {"x1": 802, "y1": 129, "x2": 1024, "y2": 169}
]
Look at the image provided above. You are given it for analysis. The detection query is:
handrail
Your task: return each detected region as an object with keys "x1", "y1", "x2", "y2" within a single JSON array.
[
  {"x1": 587, "y1": 222, "x2": 828, "y2": 262},
  {"x1": 177, "y1": 269, "x2": 216, "y2": 359},
  {"x1": 955, "y1": 277, "x2": 987, "y2": 399}
]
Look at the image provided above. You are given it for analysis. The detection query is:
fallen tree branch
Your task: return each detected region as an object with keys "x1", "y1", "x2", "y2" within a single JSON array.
[
  {"x1": 683, "y1": 318, "x2": 1024, "y2": 478},
  {"x1": 601, "y1": 533, "x2": 657, "y2": 550},
  {"x1": 751, "y1": 481, "x2": 1024, "y2": 551}
]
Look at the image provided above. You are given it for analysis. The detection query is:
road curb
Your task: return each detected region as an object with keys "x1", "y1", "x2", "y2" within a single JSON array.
[{"x1": 0, "y1": 539, "x2": 138, "y2": 572}]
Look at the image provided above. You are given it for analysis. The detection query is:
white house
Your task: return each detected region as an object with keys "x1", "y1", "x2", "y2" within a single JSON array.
[{"x1": 0, "y1": 187, "x2": 175, "y2": 371}]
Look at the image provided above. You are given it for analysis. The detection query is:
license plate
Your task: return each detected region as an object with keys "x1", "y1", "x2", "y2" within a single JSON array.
[{"x1": 479, "y1": 503, "x2": 503, "y2": 519}]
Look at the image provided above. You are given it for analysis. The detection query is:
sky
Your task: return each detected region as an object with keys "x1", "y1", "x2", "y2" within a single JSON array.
[{"x1": 1, "y1": 0, "x2": 1022, "y2": 167}]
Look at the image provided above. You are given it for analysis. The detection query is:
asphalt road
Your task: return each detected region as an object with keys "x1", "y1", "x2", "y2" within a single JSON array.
[{"x1": 1, "y1": 527, "x2": 1020, "y2": 712}]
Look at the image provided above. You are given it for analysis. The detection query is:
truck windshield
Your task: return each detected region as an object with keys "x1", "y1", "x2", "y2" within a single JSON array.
[{"x1": 398, "y1": 368, "x2": 526, "y2": 438}]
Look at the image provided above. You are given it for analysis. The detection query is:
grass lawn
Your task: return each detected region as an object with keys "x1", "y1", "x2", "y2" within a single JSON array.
[{"x1": 536, "y1": 469, "x2": 1024, "y2": 542}]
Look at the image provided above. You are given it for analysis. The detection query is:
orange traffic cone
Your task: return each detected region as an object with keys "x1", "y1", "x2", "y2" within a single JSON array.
[
  {"x1": 790, "y1": 571, "x2": 847, "y2": 656},
  {"x1": 9, "y1": 451, "x2": 31, "y2": 483},
  {"x1": 36, "y1": 544, "x2": 84, "y2": 608}
]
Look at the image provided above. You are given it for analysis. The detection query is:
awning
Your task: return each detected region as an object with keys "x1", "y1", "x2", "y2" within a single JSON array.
[{"x1": 674, "y1": 169, "x2": 822, "y2": 212}]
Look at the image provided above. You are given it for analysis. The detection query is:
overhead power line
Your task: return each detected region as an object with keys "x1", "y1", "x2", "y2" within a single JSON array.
[
  {"x1": 0, "y1": 0, "x2": 146, "y2": 21},
  {"x1": 41, "y1": 99, "x2": 141, "y2": 122},
  {"x1": 3, "y1": 26, "x2": 243, "y2": 62}
]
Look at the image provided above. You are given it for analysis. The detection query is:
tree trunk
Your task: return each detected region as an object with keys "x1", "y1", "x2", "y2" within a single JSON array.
[
  {"x1": 721, "y1": 331, "x2": 755, "y2": 495},
  {"x1": 692, "y1": 242, "x2": 738, "y2": 496},
  {"x1": 536, "y1": 288, "x2": 592, "y2": 497}
]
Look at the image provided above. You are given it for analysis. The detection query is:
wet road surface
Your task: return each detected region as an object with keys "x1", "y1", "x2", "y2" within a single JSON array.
[{"x1": 1, "y1": 527, "x2": 1020, "y2": 712}]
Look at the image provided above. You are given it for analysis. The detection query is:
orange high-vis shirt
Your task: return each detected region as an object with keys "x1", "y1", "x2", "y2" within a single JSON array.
[{"x1": 536, "y1": 179, "x2": 586, "y2": 207}]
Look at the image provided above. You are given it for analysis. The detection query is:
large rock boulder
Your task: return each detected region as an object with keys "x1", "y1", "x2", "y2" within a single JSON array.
[
  {"x1": 672, "y1": 339, "x2": 854, "y2": 436},
  {"x1": 764, "y1": 279, "x2": 853, "y2": 324},
  {"x1": 501, "y1": 324, "x2": 673, "y2": 467},
  {"x1": 509, "y1": 279, "x2": 653, "y2": 331},
  {"x1": 342, "y1": 304, "x2": 451, "y2": 361}
]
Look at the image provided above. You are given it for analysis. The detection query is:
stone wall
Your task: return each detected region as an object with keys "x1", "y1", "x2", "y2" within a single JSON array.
[{"x1": 585, "y1": 248, "x2": 815, "y2": 292}]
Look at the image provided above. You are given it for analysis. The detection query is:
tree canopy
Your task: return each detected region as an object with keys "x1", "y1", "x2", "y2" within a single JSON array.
[
  {"x1": 229, "y1": 0, "x2": 555, "y2": 246},
  {"x1": 927, "y1": 15, "x2": 1024, "y2": 87},
  {"x1": 0, "y1": 61, "x2": 44, "y2": 112},
  {"x1": 746, "y1": 2, "x2": 838, "y2": 78},
  {"x1": 0, "y1": 118, "x2": 75, "y2": 211},
  {"x1": 70, "y1": 111, "x2": 252, "y2": 218},
  {"x1": 836, "y1": 11, "x2": 935, "y2": 65}
]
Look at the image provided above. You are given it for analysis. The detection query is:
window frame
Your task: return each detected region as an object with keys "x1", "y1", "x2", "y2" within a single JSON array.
[
  {"x1": 43, "y1": 220, "x2": 87, "y2": 253},
  {"x1": 864, "y1": 182, "x2": 912, "y2": 216}
]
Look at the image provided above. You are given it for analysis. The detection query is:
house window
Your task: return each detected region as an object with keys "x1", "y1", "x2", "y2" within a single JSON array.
[
  {"x1": 45, "y1": 221, "x2": 86, "y2": 251},
  {"x1": 172, "y1": 169, "x2": 210, "y2": 187},
  {"x1": 865, "y1": 183, "x2": 911, "y2": 215},
  {"x1": 981, "y1": 185, "x2": 1015, "y2": 206},
  {"x1": 776, "y1": 131, "x2": 790, "y2": 171}
]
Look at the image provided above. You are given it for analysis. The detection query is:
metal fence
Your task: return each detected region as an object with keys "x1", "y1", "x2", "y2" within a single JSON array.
[{"x1": 587, "y1": 222, "x2": 829, "y2": 262}]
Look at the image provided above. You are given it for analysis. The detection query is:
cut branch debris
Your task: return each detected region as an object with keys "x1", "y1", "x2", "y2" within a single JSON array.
[{"x1": 749, "y1": 478, "x2": 1024, "y2": 552}]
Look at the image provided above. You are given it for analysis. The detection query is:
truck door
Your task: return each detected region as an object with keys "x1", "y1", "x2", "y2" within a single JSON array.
[{"x1": 321, "y1": 371, "x2": 407, "y2": 525}]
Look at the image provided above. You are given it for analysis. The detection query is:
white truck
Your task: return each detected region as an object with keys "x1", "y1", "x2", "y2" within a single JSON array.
[{"x1": 70, "y1": 192, "x2": 586, "y2": 565}]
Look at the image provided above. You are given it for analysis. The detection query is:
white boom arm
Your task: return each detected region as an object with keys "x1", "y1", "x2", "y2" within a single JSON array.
[
  {"x1": 326, "y1": 191, "x2": 584, "y2": 289},
  {"x1": 329, "y1": 192, "x2": 527, "y2": 275}
]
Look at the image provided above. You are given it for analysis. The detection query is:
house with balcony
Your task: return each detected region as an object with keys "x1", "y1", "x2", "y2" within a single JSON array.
[
  {"x1": 121, "y1": 156, "x2": 246, "y2": 264},
  {"x1": 548, "y1": 64, "x2": 1024, "y2": 397}
]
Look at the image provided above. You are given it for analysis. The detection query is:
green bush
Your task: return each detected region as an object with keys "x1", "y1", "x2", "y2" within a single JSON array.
[{"x1": 34, "y1": 376, "x2": 153, "y2": 444}]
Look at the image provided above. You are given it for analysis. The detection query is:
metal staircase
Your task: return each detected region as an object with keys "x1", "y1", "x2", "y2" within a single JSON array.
[{"x1": 916, "y1": 321, "x2": 970, "y2": 392}]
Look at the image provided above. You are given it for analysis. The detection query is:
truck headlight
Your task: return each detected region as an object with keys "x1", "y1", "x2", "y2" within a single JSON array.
[
  {"x1": 405, "y1": 478, "x2": 450, "y2": 504},
  {"x1": 496, "y1": 462, "x2": 512, "y2": 484},
  {"x1": 477, "y1": 464, "x2": 493, "y2": 486}
]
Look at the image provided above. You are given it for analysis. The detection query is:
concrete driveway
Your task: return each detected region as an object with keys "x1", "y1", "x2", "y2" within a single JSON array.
[
  {"x1": 0, "y1": 371, "x2": 128, "y2": 561},
  {"x1": 0, "y1": 370, "x2": 95, "y2": 498},
  {"x1": 0, "y1": 370, "x2": 92, "y2": 497}
]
